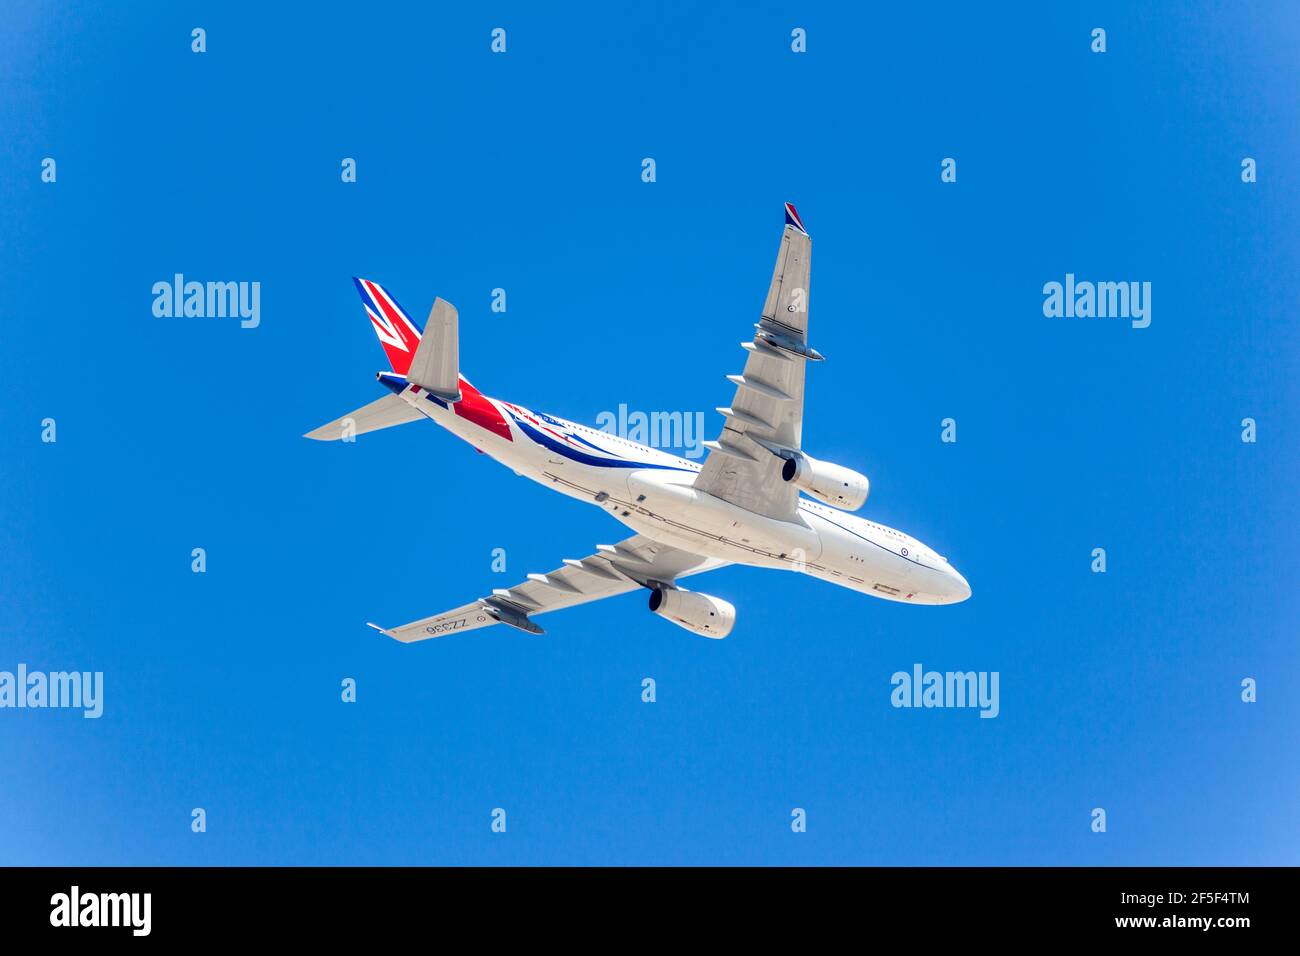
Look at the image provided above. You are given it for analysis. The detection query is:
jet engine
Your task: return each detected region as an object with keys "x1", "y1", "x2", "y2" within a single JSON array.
[
  {"x1": 781, "y1": 453, "x2": 869, "y2": 510},
  {"x1": 648, "y1": 587, "x2": 736, "y2": 639}
]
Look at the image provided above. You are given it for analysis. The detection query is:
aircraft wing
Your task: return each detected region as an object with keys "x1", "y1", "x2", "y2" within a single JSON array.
[
  {"x1": 692, "y1": 203, "x2": 819, "y2": 520},
  {"x1": 368, "y1": 535, "x2": 729, "y2": 642}
]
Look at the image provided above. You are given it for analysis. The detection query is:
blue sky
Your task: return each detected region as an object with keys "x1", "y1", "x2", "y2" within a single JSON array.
[{"x1": 1, "y1": 1, "x2": 1296, "y2": 865}]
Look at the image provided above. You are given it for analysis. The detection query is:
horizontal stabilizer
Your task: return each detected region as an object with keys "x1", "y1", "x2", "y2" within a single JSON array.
[{"x1": 304, "y1": 393, "x2": 425, "y2": 441}]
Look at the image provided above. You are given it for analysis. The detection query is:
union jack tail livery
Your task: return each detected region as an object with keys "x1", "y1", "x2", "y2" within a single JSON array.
[{"x1": 353, "y1": 277, "x2": 423, "y2": 375}]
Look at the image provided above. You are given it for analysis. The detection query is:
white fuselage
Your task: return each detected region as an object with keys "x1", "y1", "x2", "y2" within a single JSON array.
[{"x1": 402, "y1": 384, "x2": 970, "y2": 606}]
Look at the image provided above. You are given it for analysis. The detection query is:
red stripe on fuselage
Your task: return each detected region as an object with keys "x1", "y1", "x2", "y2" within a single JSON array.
[{"x1": 454, "y1": 377, "x2": 513, "y2": 441}]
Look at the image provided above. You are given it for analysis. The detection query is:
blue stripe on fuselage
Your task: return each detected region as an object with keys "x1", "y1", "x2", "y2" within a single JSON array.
[
  {"x1": 376, "y1": 372, "x2": 448, "y2": 408},
  {"x1": 567, "y1": 432, "x2": 611, "y2": 452},
  {"x1": 509, "y1": 414, "x2": 692, "y2": 472}
]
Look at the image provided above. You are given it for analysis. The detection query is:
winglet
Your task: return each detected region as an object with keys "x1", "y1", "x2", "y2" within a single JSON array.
[
  {"x1": 783, "y1": 202, "x2": 808, "y2": 236},
  {"x1": 366, "y1": 622, "x2": 395, "y2": 639}
]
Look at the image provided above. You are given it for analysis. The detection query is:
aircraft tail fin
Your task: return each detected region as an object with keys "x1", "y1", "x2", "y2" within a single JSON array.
[
  {"x1": 405, "y1": 298, "x2": 462, "y2": 402},
  {"x1": 353, "y1": 277, "x2": 461, "y2": 402}
]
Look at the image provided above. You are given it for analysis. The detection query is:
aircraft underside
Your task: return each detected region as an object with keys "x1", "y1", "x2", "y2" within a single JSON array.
[{"x1": 306, "y1": 203, "x2": 970, "y2": 642}]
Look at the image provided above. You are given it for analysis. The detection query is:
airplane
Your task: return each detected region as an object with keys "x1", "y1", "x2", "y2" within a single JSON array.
[{"x1": 306, "y1": 203, "x2": 971, "y2": 642}]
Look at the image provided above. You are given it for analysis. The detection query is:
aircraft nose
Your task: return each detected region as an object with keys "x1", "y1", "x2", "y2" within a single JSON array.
[{"x1": 945, "y1": 565, "x2": 971, "y2": 603}]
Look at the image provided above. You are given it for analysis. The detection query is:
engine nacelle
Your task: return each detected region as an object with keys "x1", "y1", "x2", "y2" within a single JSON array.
[
  {"x1": 781, "y1": 453, "x2": 869, "y2": 511},
  {"x1": 648, "y1": 587, "x2": 735, "y2": 639}
]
